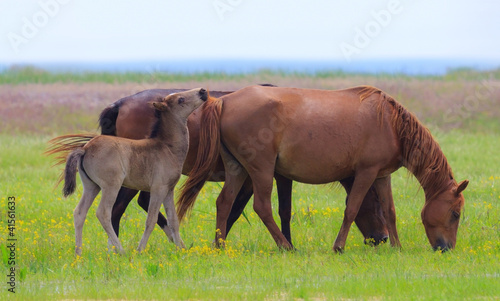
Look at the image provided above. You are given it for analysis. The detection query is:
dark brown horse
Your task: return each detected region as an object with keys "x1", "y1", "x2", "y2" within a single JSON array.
[
  {"x1": 97, "y1": 87, "x2": 389, "y2": 246},
  {"x1": 178, "y1": 85, "x2": 469, "y2": 252}
]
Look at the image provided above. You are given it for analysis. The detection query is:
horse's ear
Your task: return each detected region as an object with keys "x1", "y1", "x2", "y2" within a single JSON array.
[{"x1": 455, "y1": 180, "x2": 469, "y2": 196}]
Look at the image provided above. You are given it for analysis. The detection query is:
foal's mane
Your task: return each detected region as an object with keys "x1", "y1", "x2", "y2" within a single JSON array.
[
  {"x1": 358, "y1": 86, "x2": 454, "y2": 197},
  {"x1": 149, "y1": 107, "x2": 163, "y2": 139}
]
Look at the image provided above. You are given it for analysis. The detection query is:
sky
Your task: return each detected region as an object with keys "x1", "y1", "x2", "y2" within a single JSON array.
[{"x1": 1, "y1": 0, "x2": 500, "y2": 68}]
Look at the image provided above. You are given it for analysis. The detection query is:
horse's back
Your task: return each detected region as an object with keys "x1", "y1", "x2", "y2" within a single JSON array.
[
  {"x1": 220, "y1": 85, "x2": 400, "y2": 184},
  {"x1": 114, "y1": 89, "x2": 185, "y2": 139}
]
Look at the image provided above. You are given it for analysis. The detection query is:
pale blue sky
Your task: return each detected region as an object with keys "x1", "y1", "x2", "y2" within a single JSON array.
[{"x1": 1, "y1": 0, "x2": 499, "y2": 64}]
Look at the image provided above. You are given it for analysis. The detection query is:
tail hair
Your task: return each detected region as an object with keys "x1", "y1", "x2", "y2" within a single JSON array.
[
  {"x1": 63, "y1": 148, "x2": 86, "y2": 197},
  {"x1": 99, "y1": 103, "x2": 120, "y2": 136},
  {"x1": 177, "y1": 95, "x2": 223, "y2": 222},
  {"x1": 45, "y1": 133, "x2": 96, "y2": 187}
]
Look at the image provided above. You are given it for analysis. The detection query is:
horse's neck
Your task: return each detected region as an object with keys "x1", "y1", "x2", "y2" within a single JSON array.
[
  {"x1": 154, "y1": 112, "x2": 189, "y2": 161},
  {"x1": 408, "y1": 149, "x2": 453, "y2": 200}
]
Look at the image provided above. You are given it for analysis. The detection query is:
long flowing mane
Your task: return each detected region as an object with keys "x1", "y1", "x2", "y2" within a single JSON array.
[{"x1": 358, "y1": 86, "x2": 454, "y2": 198}]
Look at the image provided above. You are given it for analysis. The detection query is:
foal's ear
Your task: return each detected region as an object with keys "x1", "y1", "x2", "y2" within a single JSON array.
[
  {"x1": 454, "y1": 180, "x2": 469, "y2": 196},
  {"x1": 151, "y1": 101, "x2": 168, "y2": 111}
]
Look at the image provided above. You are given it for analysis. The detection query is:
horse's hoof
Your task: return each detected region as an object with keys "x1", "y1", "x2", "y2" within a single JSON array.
[{"x1": 333, "y1": 246, "x2": 344, "y2": 254}]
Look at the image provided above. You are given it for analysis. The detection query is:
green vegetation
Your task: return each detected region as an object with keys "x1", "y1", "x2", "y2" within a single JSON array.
[
  {"x1": 0, "y1": 72, "x2": 499, "y2": 299},
  {"x1": 2, "y1": 65, "x2": 500, "y2": 85}
]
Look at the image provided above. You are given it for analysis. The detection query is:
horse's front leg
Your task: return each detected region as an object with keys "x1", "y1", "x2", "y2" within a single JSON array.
[{"x1": 333, "y1": 169, "x2": 379, "y2": 253}]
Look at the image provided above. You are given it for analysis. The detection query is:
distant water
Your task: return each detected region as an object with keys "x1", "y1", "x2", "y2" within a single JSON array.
[{"x1": 1, "y1": 58, "x2": 498, "y2": 75}]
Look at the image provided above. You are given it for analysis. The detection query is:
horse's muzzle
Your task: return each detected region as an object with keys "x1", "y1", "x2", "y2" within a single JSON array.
[
  {"x1": 364, "y1": 235, "x2": 388, "y2": 246},
  {"x1": 199, "y1": 88, "x2": 208, "y2": 101},
  {"x1": 432, "y1": 238, "x2": 452, "y2": 252}
]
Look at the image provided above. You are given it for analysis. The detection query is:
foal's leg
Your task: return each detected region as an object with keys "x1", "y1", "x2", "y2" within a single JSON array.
[
  {"x1": 333, "y1": 169, "x2": 379, "y2": 253},
  {"x1": 162, "y1": 189, "x2": 185, "y2": 249},
  {"x1": 275, "y1": 174, "x2": 293, "y2": 246},
  {"x1": 96, "y1": 186, "x2": 124, "y2": 254},
  {"x1": 373, "y1": 176, "x2": 401, "y2": 248},
  {"x1": 74, "y1": 177, "x2": 101, "y2": 256},
  {"x1": 136, "y1": 191, "x2": 173, "y2": 242},
  {"x1": 111, "y1": 187, "x2": 139, "y2": 236},
  {"x1": 137, "y1": 188, "x2": 164, "y2": 252}
]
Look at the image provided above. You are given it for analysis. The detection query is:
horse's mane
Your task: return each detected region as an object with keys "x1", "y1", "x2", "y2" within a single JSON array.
[{"x1": 358, "y1": 86, "x2": 454, "y2": 198}]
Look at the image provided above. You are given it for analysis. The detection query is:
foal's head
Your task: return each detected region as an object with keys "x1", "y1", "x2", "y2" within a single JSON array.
[
  {"x1": 421, "y1": 179, "x2": 469, "y2": 252},
  {"x1": 153, "y1": 88, "x2": 208, "y2": 118}
]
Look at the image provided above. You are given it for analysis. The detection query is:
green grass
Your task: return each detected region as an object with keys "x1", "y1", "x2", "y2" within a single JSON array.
[
  {"x1": 3, "y1": 65, "x2": 500, "y2": 85},
  {"x1": 1, "y1": 71, "x2": 499, "y2": 299},
  {"x1": 0, "y1": 130, "x2": 499, "y2": 300}
]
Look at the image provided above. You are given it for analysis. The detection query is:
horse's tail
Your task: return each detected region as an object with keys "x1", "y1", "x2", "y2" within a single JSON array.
[
  {"x1": 45, "y1": 134, "x2": 96, "y2": 186},
  {"x1": 63, "y1": 148, "x2": 86, "y2": 197},
  {"x1": 98, "y1": 103, "x2": 120, "y2": 136},
  {"x1": 177, "y1": 95, "x2": 223, "y2": 222}
]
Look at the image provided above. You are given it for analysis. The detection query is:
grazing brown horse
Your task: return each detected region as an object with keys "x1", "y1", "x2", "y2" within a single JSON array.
[
  {"x1": 98, "y1": 87, "x2": 389, "y2": 247},
  {"x1": 53, "y1": 88, "x2": 207, "y2": 255},
  {"x1": 178, "y1": 85, "x2": 469, "y2": 252}
]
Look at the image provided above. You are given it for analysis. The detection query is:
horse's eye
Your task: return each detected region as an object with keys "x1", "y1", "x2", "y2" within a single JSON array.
[
  {"x1": 451, "y1": 211, "x2": 460, "y2": 220},
  {"x1": 178, "y1": 97, "x2": 185, "y2": 104}
]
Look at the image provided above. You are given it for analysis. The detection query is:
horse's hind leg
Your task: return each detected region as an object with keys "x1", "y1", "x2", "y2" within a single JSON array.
[
  {"x1": 225, "y1": 177, "x2": 253, "y2": 236},
  {"x1": 96, "y1": 186, "x2": 124, "y2": 254},
  {"x1": 111, "y1": 187, "x2": 139, "y2": 236},
  {"x1": 162, "y1": 189, "x2": 185, "y2": 249},
  {"x1": 136, "y1": 191, "x2": 173, "y2": 242},
  {"x1": 373, "y1": 176, "x2": 401, "y2": 248},
  {"x1": 275, "y1": 174, "x2": 293, "y2": 247},
  {"x1": 74, "y1": 177, "x2": 101, "y2": 256},
  {"x1": 137, "y1": 188, "x2": 164, "y2": 252},
  {"x1": 251, "y1": 170, "x2": 293, "y2": 250}
]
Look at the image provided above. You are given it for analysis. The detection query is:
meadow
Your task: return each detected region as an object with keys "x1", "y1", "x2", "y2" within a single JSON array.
[{"x1": 0, "y1": 67, "x2": 499, "y2": 300}]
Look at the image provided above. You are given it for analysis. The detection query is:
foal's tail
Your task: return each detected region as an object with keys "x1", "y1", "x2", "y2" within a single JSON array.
[
  {"x1": 177, "y1": 95, "x2": 223, "y2": 222},
  {"x1": 63, "y1": 148, "x2": 86, "y2": 197},
  {"x1": 45, "y1": 134, "x2": 96, "y2": 187}
]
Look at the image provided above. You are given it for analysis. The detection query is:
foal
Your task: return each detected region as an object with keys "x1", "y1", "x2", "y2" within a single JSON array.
[{"x1": 62, "y1": 88, "x2": 207, "y2": 255}]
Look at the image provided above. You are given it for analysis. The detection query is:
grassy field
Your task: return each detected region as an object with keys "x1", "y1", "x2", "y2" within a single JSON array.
[{"x1": 0, "y1": 69, "x2": 499, "y2": 300}]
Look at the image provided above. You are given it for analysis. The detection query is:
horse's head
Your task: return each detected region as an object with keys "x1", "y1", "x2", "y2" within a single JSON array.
[
  {"x1": 421, "y1": 179, "x2": 468, "y2": 252},
  {"x1": 154, "y1": 88, "x2": 208, "y2": 119}
]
